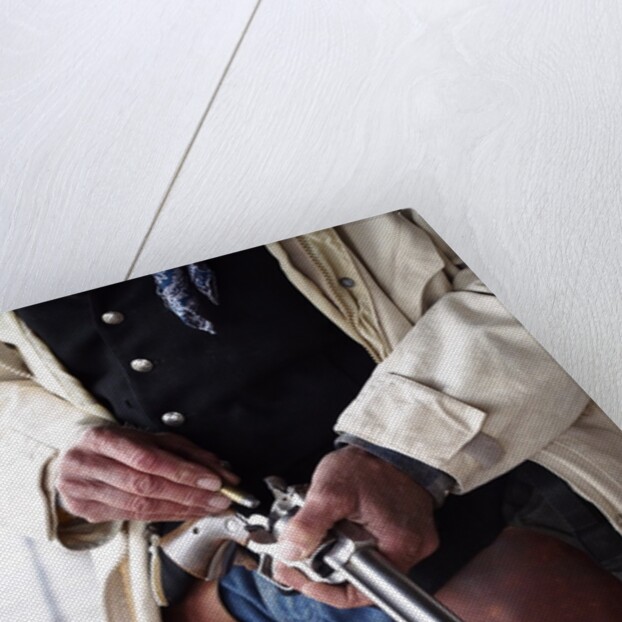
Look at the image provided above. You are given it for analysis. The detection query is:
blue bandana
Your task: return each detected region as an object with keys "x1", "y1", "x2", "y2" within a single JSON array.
[{"x1": 152, "y1": 262, "x2": 219, "y2": 334}]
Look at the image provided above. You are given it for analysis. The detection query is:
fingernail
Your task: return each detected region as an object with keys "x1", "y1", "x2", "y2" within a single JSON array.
[
  {"x1": 208, "y1": 495, "x2": 231, "y2": 510},
  {"x1": 197, "y1": 476, "x2": 220, "y2": 491}
]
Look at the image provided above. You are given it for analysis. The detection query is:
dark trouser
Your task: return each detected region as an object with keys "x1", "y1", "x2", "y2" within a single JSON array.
[{"x1": 410, "y1": 461, "x2": 622, "y2": 591}]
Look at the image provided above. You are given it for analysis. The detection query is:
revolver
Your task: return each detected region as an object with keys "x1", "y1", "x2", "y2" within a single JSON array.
[{"x1": 158, "y1": 477, "x2": 463, "y2": 622}]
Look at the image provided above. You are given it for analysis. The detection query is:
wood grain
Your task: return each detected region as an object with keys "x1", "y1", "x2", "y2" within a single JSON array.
[
  {"x1": 130, "y1": 0, "x2": 432, "y2": 271},
  {"x1": 134, "y1": 0, "x2": 622, "y2": 422},
  {"x1": 0, "y1": 0, "x2": 257, "y2": 311}
]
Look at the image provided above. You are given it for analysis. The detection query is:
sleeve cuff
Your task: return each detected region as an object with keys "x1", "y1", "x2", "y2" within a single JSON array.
[
  {"x1": 50, "y1": 460, "x2": 122, "y2": 550},
  {"x1": 335, "y1": 433, "x2": 456, "y2": 507}
]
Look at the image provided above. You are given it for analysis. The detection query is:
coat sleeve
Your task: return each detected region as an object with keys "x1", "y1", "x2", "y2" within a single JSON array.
[
  {"x1": 0, "y1": 341, "x2": 121, "y2": 548},
  {"x1": 334, "y1": 246, "x2": 592, "y2": 494}
]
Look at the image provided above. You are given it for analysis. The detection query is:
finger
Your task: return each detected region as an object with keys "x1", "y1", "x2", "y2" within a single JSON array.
[
  {"x1": 374, "y1": 529, "x2": 428, "y2": 571},
  {"x1": 62, "y1": 496, "x2": 214, "y2": 523},
  {"x1": 273, "y1": 562, "x2": 372, "y2": 609},
  {"x1": 62, "y1": 479, "x2": 230, "y2": 518},
  {"x1": 59, "y1": 451, "x2": 231, "y2": 510},
  {"x1": 279, "y1": 487, "x2": 354, "y2": 560},
  {"x1": 80, "y1": 427, "x2": 223, "y2": 490},
  {"x1": 360, "y1": 505, "x2": 437, "y2": 568},
  {"x1": 153, "y1": 434, "x2": 240, "y2": 484},
  {"x1": 272, "y1": 561, "x2": 309, "y2": 590}
]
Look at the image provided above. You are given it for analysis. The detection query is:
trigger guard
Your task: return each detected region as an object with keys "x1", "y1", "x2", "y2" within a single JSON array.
[{"x1": 255, "y1": 554, "x2": 296, "y2": 592}]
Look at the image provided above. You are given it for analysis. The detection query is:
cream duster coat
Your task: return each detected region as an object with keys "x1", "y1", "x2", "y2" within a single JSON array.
[{"x1": 1, "y1": 210, "x2": 621, "y2": 621}]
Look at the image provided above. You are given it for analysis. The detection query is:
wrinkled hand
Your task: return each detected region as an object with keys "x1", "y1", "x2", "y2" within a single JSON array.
[
  {"x1": 56, "y1": 426, "x2": 239, "y2": 523},
  {"x1": 274, "y1": 445, "x2": 439, "y2": 609}
]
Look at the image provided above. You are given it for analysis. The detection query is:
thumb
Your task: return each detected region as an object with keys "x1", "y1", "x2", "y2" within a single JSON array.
[{"x1": 278, "y1": 489, "x2": 351, "y2": 561}]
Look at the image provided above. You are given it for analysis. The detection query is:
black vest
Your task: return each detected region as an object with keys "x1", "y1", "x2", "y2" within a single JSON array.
[{"x1": 16, "y1": 246, "x2": 376, "y2": 504}]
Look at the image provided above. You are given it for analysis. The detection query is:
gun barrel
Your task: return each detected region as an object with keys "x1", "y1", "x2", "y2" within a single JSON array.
[{"x1": 323, "y1": 545, "x2": 463, "y2": 622}]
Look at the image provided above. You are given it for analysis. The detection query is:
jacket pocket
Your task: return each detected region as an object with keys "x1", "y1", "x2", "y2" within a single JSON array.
[{"x1": 335, "y1": 371, "x2": 488, "y2": 466}]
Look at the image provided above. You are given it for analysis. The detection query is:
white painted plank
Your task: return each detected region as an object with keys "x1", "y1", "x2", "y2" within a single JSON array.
[
  {"x1": 0, "y1": 0, "x2": 258, "y2": 312},
  {"x1": 133, "y1": 0, "x2": 622, "y2": 423},
  {"x1": 130, "y1": 0, "x2": 428, "y2": 271}
]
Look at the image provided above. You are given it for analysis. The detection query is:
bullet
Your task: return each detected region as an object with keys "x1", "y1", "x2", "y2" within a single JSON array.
[{"x1": 220, "y1": 485, "x2": 260, "y2": 509}]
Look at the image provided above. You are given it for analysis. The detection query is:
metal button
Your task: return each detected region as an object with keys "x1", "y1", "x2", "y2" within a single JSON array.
[
  {"x1": 161, "y1": 411, "x2": 185, "y2": 427},
  {"x1": 130, "y1": 358, "x2": 154, "y2": 373},
  {"x1": 101, "y1": 311, "x2": 125, "y2": 325},
  {"x1": 339, "y1": 277, "x2": 356, "y2": 288}
]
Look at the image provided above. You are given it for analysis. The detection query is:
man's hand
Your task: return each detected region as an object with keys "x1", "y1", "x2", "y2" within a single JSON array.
[
  {"x1": 56, "y1": 426, "x2": 239, "y2": 523},
  {"x1": 274, "y1": 445, "x2": 439, "y2": 608}
]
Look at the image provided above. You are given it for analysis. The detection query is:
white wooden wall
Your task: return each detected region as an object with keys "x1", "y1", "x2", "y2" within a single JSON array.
[
  {"x1": 2, "y1": 2, "x2": 622, "y2": 618},
  {"x1": 0, "y1": 0, "x2": 259, "y2": 306},
  {"x1": 1, "y1": 1, "x2": 621, "y2": 430}
]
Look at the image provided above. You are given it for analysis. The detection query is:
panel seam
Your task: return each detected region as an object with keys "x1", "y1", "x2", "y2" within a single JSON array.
[{"x1": 125, "y1": 0, "x2": 264, "y2": 279}]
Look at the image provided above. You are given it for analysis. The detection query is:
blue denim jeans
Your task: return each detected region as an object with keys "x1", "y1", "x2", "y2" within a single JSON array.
[{"x1": 219, "y1": 566, "x2": 392, "y2": 622}]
